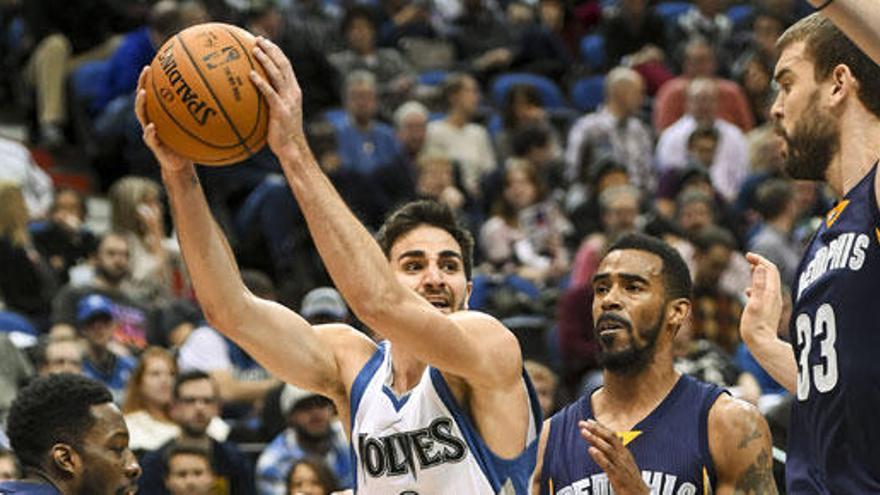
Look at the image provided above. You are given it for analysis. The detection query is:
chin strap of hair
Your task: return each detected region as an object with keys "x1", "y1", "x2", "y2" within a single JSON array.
[{"x1": 815, "y1": 0, "x2": 834, "y2": 10}]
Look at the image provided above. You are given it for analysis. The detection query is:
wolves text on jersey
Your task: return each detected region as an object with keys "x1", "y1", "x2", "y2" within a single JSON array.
[{"x1": 357, "y1": 417, "x2": 468, "y2": 478}]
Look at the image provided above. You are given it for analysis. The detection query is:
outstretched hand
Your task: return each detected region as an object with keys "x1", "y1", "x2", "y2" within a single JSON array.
[
  {"x1": 740, "y1": 252, "x2": 784, "y2": 344},
  {"x1": 580, "y1": 420, "x2": 649, "y2": 495},
  {"x1": 249, "y1": 36, "x2": 306, "y2": 159},
  {"x1": 134, "y1": 66, "x2": 193, "y2": 172}
]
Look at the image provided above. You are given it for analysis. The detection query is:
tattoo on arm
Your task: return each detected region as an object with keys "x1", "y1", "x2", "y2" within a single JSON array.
[
  {"x1": 737, "y1": 428, "x2": 762, "y2": 449},
  {"x1": 734, "y1": 448, "x2": 776, "y2": 495}
]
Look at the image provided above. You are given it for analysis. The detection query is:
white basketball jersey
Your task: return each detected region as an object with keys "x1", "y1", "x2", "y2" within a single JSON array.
[{"x1": 349, "y1": 341, "x2": 541, "y2": 494}]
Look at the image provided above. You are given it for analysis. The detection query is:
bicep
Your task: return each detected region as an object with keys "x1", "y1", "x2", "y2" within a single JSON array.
[{"x1": 710, "y1": 397, "x2": 778, "y2": 495}]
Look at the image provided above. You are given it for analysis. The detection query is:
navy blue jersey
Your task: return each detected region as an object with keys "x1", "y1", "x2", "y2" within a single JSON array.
[
  {"x1": 539, "y1": 374, "x2": 725, "y2": 495},
  {"x1": 787, "y1": 163, "x2": 880, "y2": 493}
]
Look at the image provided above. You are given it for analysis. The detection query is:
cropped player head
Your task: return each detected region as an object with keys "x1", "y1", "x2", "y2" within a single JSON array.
[
  {"x1": 773, "y1": 13, "x2": 880, "y2": 181},
  {"x1": 376, "y1": 200, "x2": 475, "y2": 314},
  {"x1": 591, "y1": 233, "x2": 692, "y2": 374},
  {"x1": 6, "y1": 374, "x2": 141, "y2": 495}
]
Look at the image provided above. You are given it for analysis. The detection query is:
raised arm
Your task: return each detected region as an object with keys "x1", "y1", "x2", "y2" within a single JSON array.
[
  {"x1": 739, "y1": 253, "x2": 797, "y2": 394},
  {"x1": 815, "y1": 0, "x2": 880, "y2": 67},
  {"x1": 247, "y1": 38, "x2": 522, "y2": 388},
  {"x1": 709, "y1": 395, "x2": 778, "y2": 495},
  {"x1": 134, "y1": 68, "x2": 368, "y2": 401}
]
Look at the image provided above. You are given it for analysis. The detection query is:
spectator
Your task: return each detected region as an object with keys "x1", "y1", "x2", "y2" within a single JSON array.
[
  {"x1": 412, "y1": 151, "x2": 468, "y2": 215},
  {"x1": 335, "y1": 71, "x2": 399, "y2": 175},
  {"x1": 0, "y1": 448, "x2": 19, "y2": 482},
  {"x1": 76, "y1": 294, "x2": 137, "y2": 403},
  {"x1": 565, "y1": 67, "x2": 654, "y2": 191},
  {"x1": 164, "y1": 444, "x2": 216, "y2": 495},
  {"x1": 689, "y1": 227, "x2": 743, "y2": 354},
  {"x1": 138, "y1": 371, "x2": 255, "y2": 495},
  {"x1": 330, "y1": 5, "x2": 415, "y2": 111},
  {"x1": 495, "y1": 83, "x2": 560, "y2": 163},
  {"x1": 372, "y1": 101, "x2": 429, "y2": 209},
  {"x1": 524, "y1": 360, "x2": 558, "y2": 417},
  {"x1": 256, "y1": 385, "x2": 352, "y2": 495},
  {"x1": 449, "y1": 0, "x2": 515, "y2": 80},
  {"x1": 669, "y1": 0, "x2": 733, "y2": 69},
  {"x1": 0, "y1": 333, "x2": 34, "y2": 424},
  {"x1": 480, "y1": 160, "x2": 571, "y2": 287},
  {"x1": 177, "y1": 270, "x2": 280, "y2": 407},
  {"x1": 36, "y1": 337, "x2": 83, "y2": 376},
  {"x1": 653, "y1": 38, "x2": 754, "y2": 132},
  {"x1": 425, "y1": 73, "x2": 497, "y2": 196},
  {"x1": 601, "y1": 0, "x2": 671, "y2": 85},
  {"x1": 748, "y1": 179, "x2": 802, "y2": 288},
  {"x1": 108, "y1": 176, "x2": 180, "y2": 301},
  {"x1": 122, "y1": 347, "x2": 179, "y2": 453},
  {"x1": 51, "y1": 231, "x2": 158, "y2": 351},
  {"x1": 30, "y1": 188, "x2": 97, "y2": 285},
  {"x1": 655, "y1": 78, "x2": 750, "y2": 202},
  {"x1": 0, "y1": 374, "x2": 142, "y2": 494},
  {"x1": 0, "y1": 136, "x2": 54, "y2": 219},
  {"x1": 286, "y1": 457, "x2": 340, "y2": 495},
  {"x1": 511, "y1": 0, "x2": 574, "y2": 84},
  {"x1": 566, "y1": 158, "x2": 631, "y2": 242},
  {"x1": 0, "y1": 181, "x2": 57, "y2": 329}
]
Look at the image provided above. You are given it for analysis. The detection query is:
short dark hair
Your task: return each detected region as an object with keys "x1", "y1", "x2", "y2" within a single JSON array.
[
  {"x1": 687, "y1": 126, "x2": 719, "y2": 147},
  {"x1": 441, "y1": 73, "x2": 473, "y2": 110},
  {"x1": 163, "y1": 443, "x2": 213, "y2": 474},
  {"x1": 7, "y1": 374, "x2": 113, "y2": 470},
  {"x1": 502, "y1": 84, "x2": 542, "y2": 129},
  {"x1": 692, "y1": 226, "x2": 737, "y2": 252},
  {"x1": 511, "y1": 123, "x2": 551, "y2": 158},
  {"x1": 777, "y1": 13, "x2": 880, "y2": 118},
  {"x1": 173, "y1": 370, "x2": 215, "y2": 401},
  {"x1": 754, "y1": 179, "x2": 794, "y2": 220},
  {"x1": 341, "y1": 5, "x2": 377, "y2": 36},
  {"x1": 287, "y1": 457, "x2": 340, "y2": 494},
  {"x1": 604, "y1": 233, "x2": 692, "y2": 300},
  {"x1": 376, "y1": 200, "x2": 475, "y2": 280}
]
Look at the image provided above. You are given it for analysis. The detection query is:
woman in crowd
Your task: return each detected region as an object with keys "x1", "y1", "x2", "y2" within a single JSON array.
[{"x1": 287, "y1": 457, "x2": 340, "y2": 495}]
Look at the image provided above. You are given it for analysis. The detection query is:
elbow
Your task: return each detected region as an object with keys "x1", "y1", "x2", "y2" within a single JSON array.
[{"x1": 351, "y1": 285, "x2": 406, "y2": 330}]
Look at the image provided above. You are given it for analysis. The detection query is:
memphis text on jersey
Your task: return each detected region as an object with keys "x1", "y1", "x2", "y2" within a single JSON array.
[
  {"x1": 796, "y1": 231, "x2": 870, "y2": 301},
  {"x1": 551, "y1": 470, "x2": 702, "y2": 495},
  {"x1": 356, "y1": 418, "x2": 468, "y2": 478}
]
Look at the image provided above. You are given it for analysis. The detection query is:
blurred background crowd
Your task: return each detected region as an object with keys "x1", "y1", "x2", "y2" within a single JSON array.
[{"x1": 0, "y1": 0, "x2": 831, "y2": 492}]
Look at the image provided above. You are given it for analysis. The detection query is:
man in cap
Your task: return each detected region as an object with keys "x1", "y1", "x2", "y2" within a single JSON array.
[
  {"x1": 300, "y1": 287, "x2": 350, "y2": 325},
  {"x1": 77, "y1": 294, "x2": 136, "y2": 403},
  {"x1": 255, "y1": 384, "x2": 352, "y2": 494}
]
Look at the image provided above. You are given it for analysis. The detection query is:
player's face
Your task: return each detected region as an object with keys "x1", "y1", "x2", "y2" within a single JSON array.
[
  {"x1": 771, "y1": 41, "x2": 840, "y2": 181},
  {"x1": 591, "y1": 250, "x2": 667, "y2": 374},
  {"x1": 390, "y1": 225, "x2": 471, "y2": 314},
  {"x1": 164, "y1": 453, "x2": 215, "y2": 495},
  {"x1": 77, "y1": 403, "x2": 141, "y2": 495}
]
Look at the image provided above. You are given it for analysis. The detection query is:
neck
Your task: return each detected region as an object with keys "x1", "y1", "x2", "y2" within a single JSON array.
[
  {"x1": 768, "y1": 214, "x2": 794, "y2": 234},
  {"x1": 353, "y1": 117, "x2": 372, "y2": 131},
  {"x1": 177, "y1": 432, "x2": 211, "y2": 448},
  {"x1": 605, "y1": 101, "x2": 627, "y2": 120},
  {"x1": 594, "y1": 350, "x2": 679, "y2": 427},
  {"x1": 446, "y1": 110, "x2": 469, "y2": 128},
  {"x1": 826, "y1": 112, "x2": 880, "y2": 196},
  {"x1": 93, "y1": 275, "x2": 117, "y2": 290},
  {"x1": 145, "y1": 403, "x2": 171, "y2": 422},
  {"x1": 390, "y1": 345, "x2": 427, "y2": 395}
]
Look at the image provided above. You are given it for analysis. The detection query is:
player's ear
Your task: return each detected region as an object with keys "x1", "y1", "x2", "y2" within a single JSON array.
[
  {"x1": 463, "y1": 280, "x2": 473, "y2": 310},
  {"x1": 50, "y1": 443, "x2": 81, "y2": 476},
  {"x1": 829, "y1": 63, "x2": 856, "y2": 107},
  {"x1": 666, "y1": 298, "x2": 691, "y2": 329}
]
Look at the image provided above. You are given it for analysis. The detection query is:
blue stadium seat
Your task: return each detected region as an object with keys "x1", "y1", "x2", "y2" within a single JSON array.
[
  {"x1": 418, "y1": 70, "x2": 449, "y2": 86},
  {"x1": 579, "y1": 34, "x2": 606, "y2": 72},
  {"x1": 655, "y1": 1, "x2": 692, "y2": 24},
  {"x1": 570, "y1": 76, "x2": 605, "y2": 113},
  {"x1": 490, "y1": 73, "x2": 567, "y2": 109},
  {"x1": 726, "y1": 4, "x2": 754, "y2": 30},
  {"x1": 70, "y1": 60, "x2": 109, "y2": 113}
]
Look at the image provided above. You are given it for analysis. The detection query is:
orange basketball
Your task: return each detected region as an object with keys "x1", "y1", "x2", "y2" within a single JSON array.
[{"x1": 145, "y1": 23, "x2": 269, "y2": 165}]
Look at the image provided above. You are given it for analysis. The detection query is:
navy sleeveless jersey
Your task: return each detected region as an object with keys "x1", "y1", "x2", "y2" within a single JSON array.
[
  {"x1": 787, "y1": 163, "x2": 880, "y2": 493},
  {"x1": 539, "y1": 374, "x2": 725, "y2": 495}
]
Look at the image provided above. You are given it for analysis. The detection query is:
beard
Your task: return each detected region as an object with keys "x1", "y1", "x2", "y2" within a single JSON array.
[
  {"x1": 96, "y1": 263, "x2": 128, "y2": 286},
  {"x1": 778, "y1": 93, "x2": 840, "y2": 181},
  {"x1": 595, "y1": 310, "x2": 664, "y2": 375}
]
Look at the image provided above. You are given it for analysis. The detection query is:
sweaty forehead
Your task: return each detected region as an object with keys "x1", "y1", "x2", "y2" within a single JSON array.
[
  {"x1": 597, "y1": 249, "x2": 663, "y2": 280},
  {"x1": 390, "y1": 225, "x2": 462, "y2": 259},
  {"x1": 86, "y1": 403, "x2": 128, "y2": 442}
]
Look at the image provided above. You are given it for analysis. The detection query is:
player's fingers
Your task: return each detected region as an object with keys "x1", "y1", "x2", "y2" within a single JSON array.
[
  {"x1": 134, "y1": 89, "x2": 149, "y2": 129},
  {"x1": 249, "y1": 70, "x2": 283, "y2": 109},
  {"x1": 137, "y1": 66, "x2": 150, "y2": 94},
  {"x1": 579, "y1": 423, "x2": 616, "y2": 458},
  {"x1": 587, "y1": 446, "x2": 614, "y2": 472},
  {"x1": 581, "y1": 420, "x2": 620, "y2": 446},
  {"x1": 256, "y1": 36, "x2": 292, "y2": 76},
  {"x1": 252, "y1": 47, "x2": 285, "y2": 89}
]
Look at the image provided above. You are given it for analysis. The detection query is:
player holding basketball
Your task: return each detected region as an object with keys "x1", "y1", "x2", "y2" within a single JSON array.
[
  {"x1": 740, "y1": 5, "x2": 880, "y2": 493},
  {"x1": 134, "y1": 39, "x2": 540, "y2": 495},
  {"x1": 532, "y1": 233, "x2": 776, "y2": 495}
]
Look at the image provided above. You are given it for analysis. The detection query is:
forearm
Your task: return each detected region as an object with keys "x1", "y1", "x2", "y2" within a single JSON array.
[
  {"x1": 815, "y1": 0, "x2": 880, "y2": 66},
  {"x1": 210, "y1": 370, "x2": 278, "y2": 403},
  {"x1": 742, "y1": 333, "x2": 797, "y2": 394},
  {"x1": 161, "y1": 166, "x2": 249, "y2": 326}
]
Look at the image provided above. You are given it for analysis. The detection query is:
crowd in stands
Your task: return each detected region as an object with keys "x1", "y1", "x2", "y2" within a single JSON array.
[{"x1": 0, "y1": 0, "x2": 830, "y2": 492}]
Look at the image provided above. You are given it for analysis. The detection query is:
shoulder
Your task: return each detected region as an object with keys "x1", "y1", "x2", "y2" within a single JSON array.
[
  {"x1": 315, "y1": 323, "x2": 379, "y2": 385},
  {"x1": 707, "y1": 394, "x2": 775, "y2": 487}
]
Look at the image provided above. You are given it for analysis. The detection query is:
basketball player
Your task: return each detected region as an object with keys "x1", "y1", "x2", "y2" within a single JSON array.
[
  {"x1": 133, "y1": 44, "x2": 540, "y2": 494},
  {"x1": 534, "y1": 233, "x2": 776, "y2": 494},
  {"x1": 739, "y1": 6, "x2": 880, "y2": 492}
]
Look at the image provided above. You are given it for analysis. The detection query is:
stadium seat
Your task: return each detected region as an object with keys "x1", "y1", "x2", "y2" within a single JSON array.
[
  {"x1": 726, "y1": 4, "x2": 754, "y2": 30},
  {"x1": 570, "y1": 76, "x2": 605, "y2": 113},
  {"x1": 490, "y1": 73, "x2": 567, "y2": 109},
  {"x1": 579, "y1": 34, "x2": 606, "y2": 72},
  {"x1": 417, "y1": 70, "x2": 449, "y2": 87},
  {"x1": 655, "y1": 1, "x2": 691, "y2": 24}
]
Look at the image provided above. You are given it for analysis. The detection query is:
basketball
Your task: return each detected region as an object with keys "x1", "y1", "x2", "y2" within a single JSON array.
[{"x1": 145, "y1": 23, "x2": 269, "y2": 165}]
